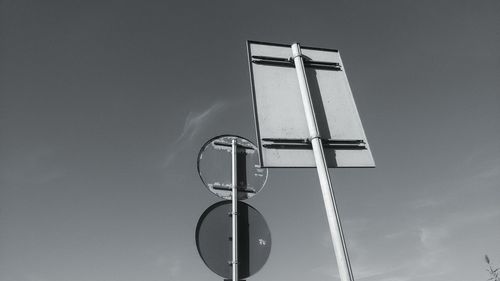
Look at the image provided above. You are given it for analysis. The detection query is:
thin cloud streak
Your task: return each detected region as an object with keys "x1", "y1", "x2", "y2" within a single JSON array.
[
  {"x1": 164, "y1": 101, "x2": 227, "y2": 167},
  {"x1": 0, "y1": 147, "x2": 65, "y2": 185},
  {"x1": 175, "y1": 101, "x2": 227, "y2": 144},
  {"x1": 328, "y1": 205, "x2": 500, "y2": 281},
  {"x1": 168, "y1": 259, "x2": 181, "y2": 280}
]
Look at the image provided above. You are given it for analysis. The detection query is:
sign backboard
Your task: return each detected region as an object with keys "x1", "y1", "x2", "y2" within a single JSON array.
[
  {"x1": 247, "y1": 41, "x2": 375, "y2": 168},
  {"x1": 195, "y1": 201, "x2": 271, "y2": 279},
  {"x1": 197, "y1": 135, "x2": 268, "y2": 200}
]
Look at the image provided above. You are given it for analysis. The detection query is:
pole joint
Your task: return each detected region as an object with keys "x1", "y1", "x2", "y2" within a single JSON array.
[
  {"x1": 309, "y1": 135, "x2": 321, "y2": 141},
  {"x1": 291, "y1": 53, "x2": 306, "y2": 60}
]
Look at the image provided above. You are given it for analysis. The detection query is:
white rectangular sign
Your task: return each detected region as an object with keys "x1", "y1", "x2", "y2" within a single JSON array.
[{"x1": 247, "y1": 41, "x2": 375, "y2": 168}]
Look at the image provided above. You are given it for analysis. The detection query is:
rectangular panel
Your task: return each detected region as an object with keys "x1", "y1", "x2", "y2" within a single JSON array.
[{"x1": 247, "y1": 41, "x2": 375, "y2": 168}]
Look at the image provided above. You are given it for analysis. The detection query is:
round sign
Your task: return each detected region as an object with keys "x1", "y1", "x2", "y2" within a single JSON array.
[
  {"x1": 197, "y1": 135, "x2": 268, "y2": 200},
  {"x1": 195, "y1": 201, "x2": 271, "y2": 279}
]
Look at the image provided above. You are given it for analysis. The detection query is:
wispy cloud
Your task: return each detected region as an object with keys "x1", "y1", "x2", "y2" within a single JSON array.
[
  {"x1": 356, "y1": 266, "x2": 408, "y2": 281},
  {"x1": 25, "y1": 274, "x2": 50, "y2": 281},
  {"x1": 416, "y1": 225, "x2": 449, "y2": 270},
  {"x1": 313, "y1": 220, "x2": 408, "y2": 281},
  {"x1": 319, "y1": 203, "x2": 500, "y2": 281},
  {"x1": 393, "y1": 209, "x2": 500, "y2": 280},
  {"x1": 164, "y1": 101, "x2": 227, "y2": 167},
  {"x1": 411, "y1": 198, "x2": 445, "y2": 209},
  {"x1": 460, "y1": 150, "x2": 500, "y2": 187},
  {"x1": 154, "y1": 254, "x2": 182, "y2": 281},
  {"x1": 474, "y1": 162, "x2": 500, "y2": 181},
  {"x1": 168, "y1": 259, "x2": 181, "y2": 280},
  {"x1": 175, "y1": 101, "x2": 227, "y2": 144},
  {"x1": 0, "y1": 147, "x2": 65, "y2": 185}
]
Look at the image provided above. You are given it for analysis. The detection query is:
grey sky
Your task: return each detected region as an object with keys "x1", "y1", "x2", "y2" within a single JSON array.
[{"x1": 1, "y1": 1, "x2": 499, "y2": 281}]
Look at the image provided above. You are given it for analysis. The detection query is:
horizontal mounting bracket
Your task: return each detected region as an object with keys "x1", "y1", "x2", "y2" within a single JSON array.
[
  {"x1": 261, "y1": 138, "x2": 366, "y2": 150},
  {"x1": 212, "y1": 184, "x2": 256, "y2": 194},
  {"x1": 213, "y1": 141, "x2": 255, "y2": 151},
  {"x1": 252, "y1": 55, "x2": 342, "y2": 70}
]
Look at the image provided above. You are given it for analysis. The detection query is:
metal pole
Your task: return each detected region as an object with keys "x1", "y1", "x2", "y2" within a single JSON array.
[
  {"x1": 231, "y1": 139, "x2": 239, "y2": 281},
  {"x1": 291, "y1": 43, "x2": 355, "y2": 281}
]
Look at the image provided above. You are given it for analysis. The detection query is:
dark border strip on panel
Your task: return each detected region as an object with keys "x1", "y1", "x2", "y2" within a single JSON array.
[
  {"x1": 246, "y1": 41, "x2": 265, "y2": 168},
  {"x1": 247, "y1": 40, "x2": 339, "y2": 53}
]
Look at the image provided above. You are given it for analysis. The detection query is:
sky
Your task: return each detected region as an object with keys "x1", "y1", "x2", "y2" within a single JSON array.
[{"x1": 1, "y1": 1, "x2": 499, "y2": 281}]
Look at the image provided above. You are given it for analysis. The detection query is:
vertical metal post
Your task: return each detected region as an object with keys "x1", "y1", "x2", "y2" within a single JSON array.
[
  {"x1": 291, "y1": 43, "x2": 355, "y2": 281},
  {"x1": 231, "y1": 139, "x2": 239, "y2": 281}
]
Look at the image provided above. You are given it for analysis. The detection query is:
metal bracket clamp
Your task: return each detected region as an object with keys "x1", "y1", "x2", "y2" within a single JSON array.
[
  {"x1": 261, "y1": 138, "x2": 367, "y2": 150},
  {"x1": 213, "y1": 185, "x2": 256, "y2": 194},
  {"x1": 251, "y1": 55, "x2": 341, "y2": 70},
  {"x1": 291, "y1": 43, "x2": 304, "y2": 60},
  {"x1": 308, "y1": 136, "x2": 322, "y2": 142},
  {"x1": 214, "y1": 141, "x2": 254, "y2": 151}
]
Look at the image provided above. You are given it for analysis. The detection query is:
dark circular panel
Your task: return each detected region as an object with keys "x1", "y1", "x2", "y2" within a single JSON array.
[
  {"x1": 197, "y1": 135, "x2": 268, "y2": 200},
  {"x1": 195, "y1": 201, "x2": 271, "y2": 279}
]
